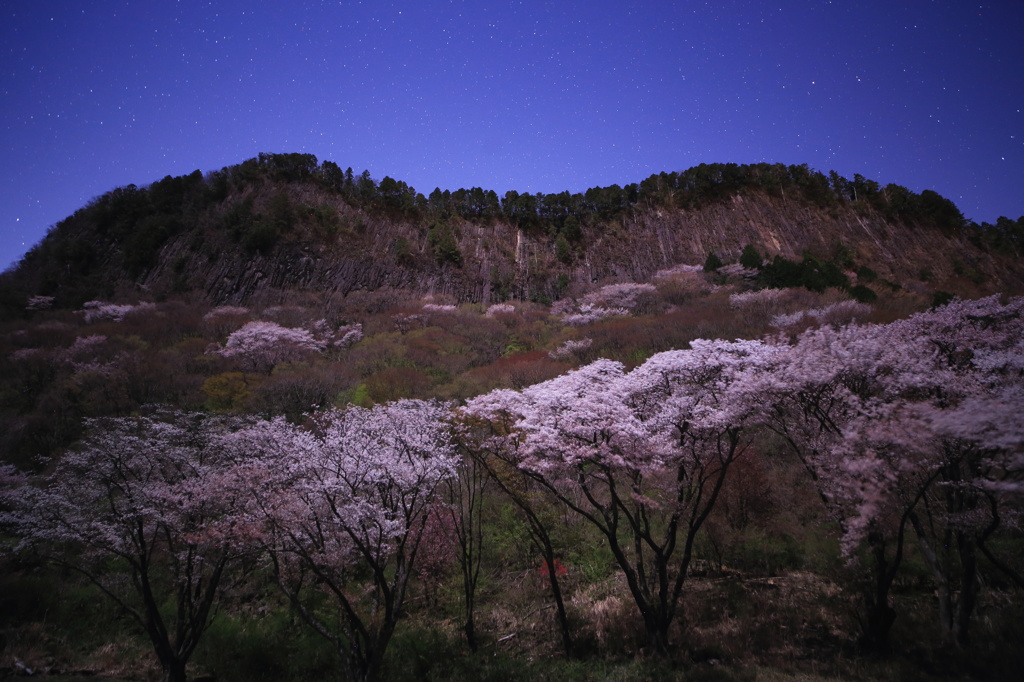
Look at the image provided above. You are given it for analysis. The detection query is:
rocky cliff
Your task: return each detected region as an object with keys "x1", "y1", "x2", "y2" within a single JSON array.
[{"x1": 132, "y1": 193, "x2": 1018, "y2": 306}]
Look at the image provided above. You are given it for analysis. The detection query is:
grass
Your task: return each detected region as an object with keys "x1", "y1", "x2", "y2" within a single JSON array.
[{"x1": 3, "y1": 555, "x2": 1022, "y2": 681}]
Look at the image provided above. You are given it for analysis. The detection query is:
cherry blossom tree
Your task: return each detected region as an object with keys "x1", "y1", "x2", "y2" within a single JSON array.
[
  {"x1": 464, "y1": 339, "x2": 780, "y2": 654},
  {"x1": 548, "y1": 337, "x2": 593, "y2": 360},
  {"x1": 211, "y1": 320, "x2": 327, "y2": 372},
  {"x1": 437, "y1": 431, "x2": 490, "y2": 652},
  {"x1": 76, "y1": 300, "x2": 161, "y2": 323},
  {"x1": 560, "y1": 302, "x2": 631, "y2": 327},
  {"x1": 0, "y1": 409, "x2": 254, "y2": 682},
  {"x1": 485, "y1": 303, "x2": 516, "y2": 317},
  {"x1": 857, "y1": 296, "x2": 1024, "y2": 646},
  {"x1": 758, "y1": 315, "x2": 958, "y2": 649},
  {"x1": 760, "y1": 295, "x2": 1024, "y2": 649},
  {"x1": 25, "y1": 295, "x2": 55, "y2": 311},
  {"x1": 223, "y1": 400, "x2": 458, "y2": 682},
  {"x1": 769, "y1": 299, "x2": 871, "y2": 330},
  {"x1": 456, "y1": 414, "x2": 576, "y2": 655},
  {"x1": 580, "y1": 282, "x2": 657, "y2": 311}
]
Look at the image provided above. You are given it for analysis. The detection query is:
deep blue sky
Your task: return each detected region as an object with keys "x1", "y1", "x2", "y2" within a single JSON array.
[{"x1": 2, "y1": 0, "x2": 1022, "y2": 272}]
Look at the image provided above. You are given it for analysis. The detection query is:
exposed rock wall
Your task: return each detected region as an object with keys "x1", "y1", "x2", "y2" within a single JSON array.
[{"x1": 11, "y1": 189, "x2": 1021, "y2": 307}]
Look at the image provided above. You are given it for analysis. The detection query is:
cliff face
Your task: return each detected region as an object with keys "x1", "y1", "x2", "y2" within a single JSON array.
[
  {"x1": 578, "y1": 193, "x2": 1011, "y2": 287},
  {"x1": 4, "y1": 171, "x2": 1020, "y2": 309},
  {"x1": 135, "y1": 193, "x2": 1016, "y2": 306}
]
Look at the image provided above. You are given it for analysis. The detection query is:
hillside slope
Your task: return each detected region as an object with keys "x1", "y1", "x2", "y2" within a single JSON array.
[{"x1": 3, "y1": 155, "x2": 1021, "y2": 309}]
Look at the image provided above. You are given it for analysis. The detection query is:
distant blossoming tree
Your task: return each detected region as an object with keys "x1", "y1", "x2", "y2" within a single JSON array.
[
  {"x1": 212, "y1": 320, "x2": 327, "y2": 372},
  {"x1": 560, "y1": 303, "x2": 630, "y2": 327},
  {"x1": 580, "y1": 282, "x2": 657, "y2": 310},
  {"x1": 200, "y1": 306, "x2": 251, "y2": 336},
  {"x1": 26, "y1": 295, "x2": 54, "y2": 311},
  {"x1": 485, "y1": 303, "x2": 516, "y2": 317},
  {"x1": 333, "y1": 322, "x2": 365, "y2": 348},
  {"x1": 548, "y1": 337, "x2": 593, "y2": 360},
  {"x1": 769, "y1": 299, "x2": 871, "y2": 330},
  {"x1": 422, "y1": 303, "x2": 458, "y2": 313},
  {"x1": 80, "y1": 300, "x2": 156, "y2": 323}
]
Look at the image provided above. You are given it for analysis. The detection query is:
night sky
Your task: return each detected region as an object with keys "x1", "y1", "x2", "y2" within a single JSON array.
[{"x1": 2, "y1": 0, "x2": 1022, "y2": 272}]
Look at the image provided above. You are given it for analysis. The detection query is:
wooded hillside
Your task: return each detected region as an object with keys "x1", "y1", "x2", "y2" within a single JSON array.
[{"x1": 3, "y1": 154, "x2": 1022, "y2": 311}]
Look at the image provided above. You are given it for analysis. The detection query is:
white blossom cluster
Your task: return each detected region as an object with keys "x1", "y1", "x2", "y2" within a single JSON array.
[
  {"x1": 25, "y1": 295, "x2": 54, "y2": 311},
  {"x1": 422, "y1": 303, "x2": 458, "y2": 313},
  {"x1": 202, "y1": 306, "x2": 250, "y2": 322},
  {"x1": 80, "y1": 300, "x2": 156, "y2": 323},
  {"x1": 209, "y1": 319, "x2": 363, "y2": 371},
  {"x1": 653, "y1": 263, "x2": 704, "y2": 278},
  {"x1": 728, "y1": 288, "x2": 791, "y2": 309},
  {"x1": 485, "y1": 303, "x2": 516, "y2": 317},
  {"x1": 716, "y1": 263, "x2": 758, "y2": 278},
  {"x1": 770, "y1": 299, "x2": 871, "y2": 329},
  {"x1": 560, "y1": 303, "x2": 630, "y2": 326},
  {"x1": 548, "y1": 337, "x2": 593, "y2": 360},
  {"x1": 580, "y1": 282, "x2": 657, "y2": 310}
]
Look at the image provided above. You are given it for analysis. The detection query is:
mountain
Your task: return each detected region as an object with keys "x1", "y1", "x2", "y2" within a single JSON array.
[{"x1": 3, "y1": 153, "x2": 1022, "y2": 311}]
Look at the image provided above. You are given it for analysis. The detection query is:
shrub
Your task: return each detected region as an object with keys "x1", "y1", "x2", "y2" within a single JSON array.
[
  {"x1": 856, "y1": 265, "x2": 878, "y2": 282},
  {"x1": 201, "y1": 372, "x2": 255, "y2": 411},
  {"x1": 739, "y1": 244, "x2": 761, "y2": 269},
  {"x1": 758, "y1": 255, "x2": 850, "y2": 292},
  {"x1": 428, "y1": 221, "x2": 463, "y2": 266},
  {"x1": 704, "y1": 252, "x2": 724, "y2": 272},
  {"x1": 932, "y1": 290, "x2": 956, "y2": 308},
  {"x1": 849, "y1": 284, "x2": 878, "y2": 303}
]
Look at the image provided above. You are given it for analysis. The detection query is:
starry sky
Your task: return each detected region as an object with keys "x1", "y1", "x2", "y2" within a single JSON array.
[{"x1": 2, "y1": 0, "x2": 1022, "y2": 272}]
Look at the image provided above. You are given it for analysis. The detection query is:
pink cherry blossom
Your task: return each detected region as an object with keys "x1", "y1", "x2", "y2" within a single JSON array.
[
  {"x1": 211, "y1": 320, "x2": 327, "y2": 372},
  {"x1": 0, "y1": 409, "x2": 256, "y2": 682},
  {"x1": 463, "y1": 339, "x2": 780, "y2": 653},
  {"x1": 221, "y1": 399, "x2": 458, "y2": 681}
]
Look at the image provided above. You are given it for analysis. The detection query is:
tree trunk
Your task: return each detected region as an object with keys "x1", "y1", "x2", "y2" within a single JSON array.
[
  {"x1": 464, "y1": 604, "x2": 477, "y2": 653},
  {"x1": 954, "y1": 532, "x2": 978, "y2": 647},
  {"x1": 160, "y1": 657, "x2": 188, "y2": 682},
  {"x1": 643, "y1": 612, "x2": 671, "y2": 657},
  {"x1": 541, "y1": 552, "x2": 574, "y2": 657},
  {"x1": 861, "y1": 530, "x2": 897, "y2": 653},
  {"x1": 861, "y1": 596, "x2": 896, "y2": 653}
]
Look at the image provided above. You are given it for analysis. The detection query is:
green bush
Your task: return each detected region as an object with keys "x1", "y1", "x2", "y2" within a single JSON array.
[
  {"x1": 739, "y1": 244, "x2": 761, "y2": 269},
  {"x1": 758, "y1": 255, "x2": 849, "y2": 292},
  {"x1": 849, "y1": 284, "x2": 877, "y2": 303},
  {"x1": 383, "y1": 625, "x2": 464, "y2": 682},
  {"x1": 704, "y1": 252, "x2": 724, "y2": 272},
  {"x1": 932, "y1": 290, "x2": 956, "y2": 308},
  {"x1": 727, "y1": 529, "x2": 803, "y2": 576},
  {"x1": 856, "y1": 265, "x2": 878, "y2": 282},
  {"x1": 428, "y1": 221, "x2": 463, "y2": 266}
]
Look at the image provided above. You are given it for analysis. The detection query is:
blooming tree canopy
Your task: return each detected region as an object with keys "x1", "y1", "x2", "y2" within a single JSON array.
[
  {"x1": 761, "y1": 295, "x2": 1024, "y2": 647},
  {"x1": 212, "y1": 320, "x2": 327, "y2": 372},
  {"x1": 222, "y1": 399, "x2": 459, "y2": 682},
  {"x1": 0, "y1": 409, "x2": 255, "y2": 682},
  {"x1": 464, "y1": 339, "x2": 780, "y2": 653}
]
